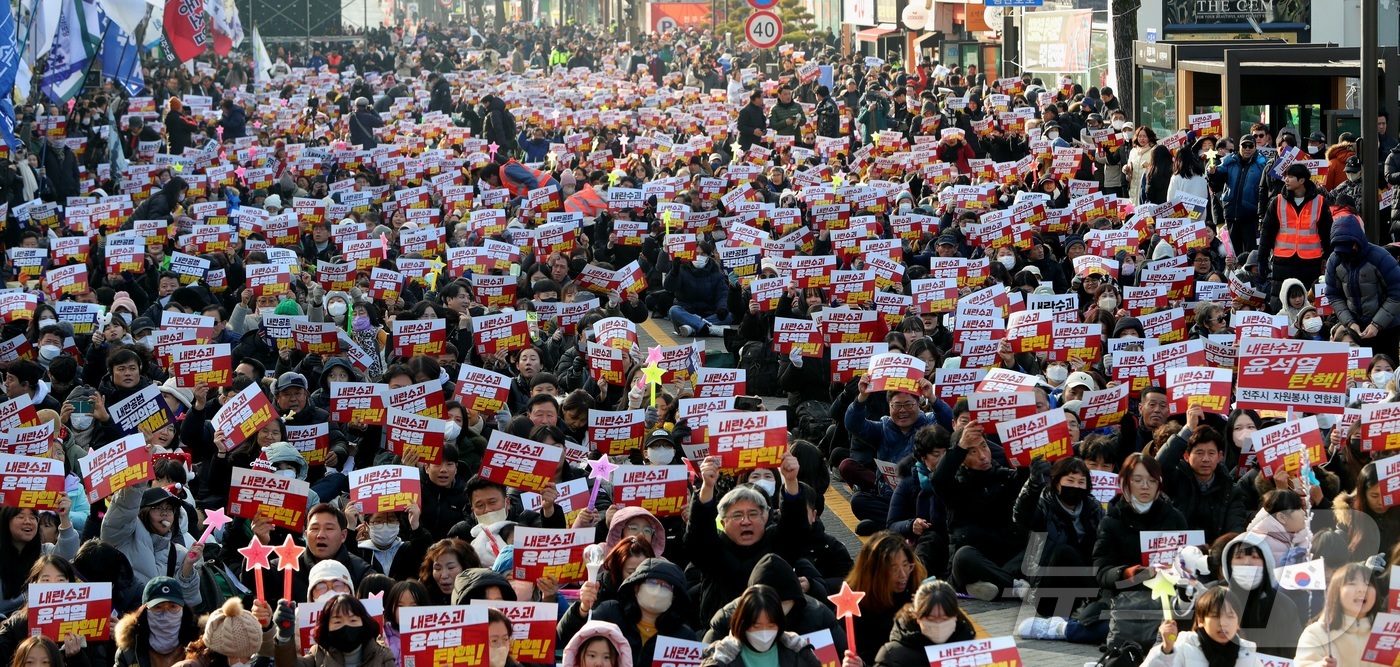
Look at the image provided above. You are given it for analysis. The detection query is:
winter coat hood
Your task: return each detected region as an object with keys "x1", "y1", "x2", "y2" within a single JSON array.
[
  {"x1": 562, "y1": 620, "x2": 634, "y2": 667},
  {"x1": 450, "y1": 568, "x2": 515, "y2": 604},
  {"x1": 1220, "y1": 531, "x2": 1278, "y2": 587},
  {"x1": 605, "y1": 506, "x2": 667, "y2": 558},
  {"x1": 746, "y1": 553, "x2": 805, "y2": 602},
  {"x1": 262, "y1": 442, "x2": 309, "y2": 479},
  {"x1": 1331, "y1": 214, "x2": 1368, "y2": 250},
  {"x1": 318, "y1": 357, "x2": 361, "y2": 390},
  {"x1": 618, "y1": 558, "x2": 690, "y2": 608}
]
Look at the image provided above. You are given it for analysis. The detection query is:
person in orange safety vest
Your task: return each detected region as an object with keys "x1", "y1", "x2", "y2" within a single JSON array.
[{"x1": 1258, "y1": 162, "x2": 1333, "y2": 305}]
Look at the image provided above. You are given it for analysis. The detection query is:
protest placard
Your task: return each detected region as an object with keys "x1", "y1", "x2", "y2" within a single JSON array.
[
  {"x1": 709, "y1": 411, "x2": 787, "y2": 472},
  {"x1": 866, "y1": 353, "x2": 925, "y2": 396},
  {"x1": 228, "y1": 467, "x2": 311, "y2": 531},
  {"x1": 328, "y1": 382, "x2": 387, "y2": 424},
  {"x1": 472, "y1": 601, "x2": 557, "y2": 664},
  {"x1": 108, "y1": 384, "x2": 173, "y2": 436},
  {"x1": 28, "y1": 583, "x2": 112, "y2": 641},
  {"x1": 398, "y1": 606, "x2": 489, "y2": 667},
  {"x1": 212, "y1": 382, "x2": 280, "y2": 448},
  {"x1": 1165, "y1": 367, "x2": 1233, "y2": 415},
  {"x1": 1237, "y1": 338, "x2": 1350, "y2": 414},
  {"x1": 453, "y1": 366, "x2": 512, "y2": 414},
  {"x1": 996, "y1": 409, "x2": 1073, "y2": 466},
  {"x1": 479, "y1": 431, "x2": 563, "y2": 492},
  {"x1": 588, "y1": 409, "x2": 647, "y2": 456},
  {"x1": 1139, "y1": 530, "x2": 1207, "y2": 567},
  {"x1": 0, "y1": 453, "x2": 65, "y2": 510},
  {"x1": 348, "y1": 465, "x2": 422, "y2": 514},
  {"x1": 611, "y1": 465, "x2": 690, "y2": 518},
  {"x1": 385, "y1": 408, "x2": 448, "y2": 465},
  {"x1": 512, "y1": 527, "x2": 592, "y2": 584},
  {"x1": 79, "y1": 434, "x2": 152, "y2": 503}
]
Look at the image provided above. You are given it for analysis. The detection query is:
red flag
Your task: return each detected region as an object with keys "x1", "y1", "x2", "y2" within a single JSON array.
[
  {"x1": 164, "y1": 0, "x2": 209, "y2": 63},
  {"x1": 213, "y1": 30, "x2": 232, "y2": 57}
]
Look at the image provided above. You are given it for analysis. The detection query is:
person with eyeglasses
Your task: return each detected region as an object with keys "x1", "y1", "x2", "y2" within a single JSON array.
[
  {"x1": 1208, "y1": 134, "x2": 1268, "y2": 255},
  {"x1": 1091, "y1": 453, "x2": 1189, "y2": 654},
  {"x1": 841, "y1": 374, "x2": 953, "y2": 515},
  {"x1": 685, "y1": 451, "x2": 809, "y2": 623}
]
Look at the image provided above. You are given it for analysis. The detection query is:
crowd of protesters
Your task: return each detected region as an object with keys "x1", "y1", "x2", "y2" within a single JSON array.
[{"x1": 2, "y1": 14, "x2": 1400, "y2": 667}]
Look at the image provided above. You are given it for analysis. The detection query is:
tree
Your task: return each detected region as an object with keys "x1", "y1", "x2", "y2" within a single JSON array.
[{"x1": 716, "y1": 0, "x2": 816, "y2": 45}]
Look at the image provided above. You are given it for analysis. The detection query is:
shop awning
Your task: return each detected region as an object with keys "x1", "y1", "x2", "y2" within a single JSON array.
[{"x1": 855, "y1": 24, "x2": 899, "y2": 42}]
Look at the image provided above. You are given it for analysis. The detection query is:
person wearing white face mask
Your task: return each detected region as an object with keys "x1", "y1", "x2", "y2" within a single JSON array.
[
  {"x1": 666, "y1": 240, "x2": 733, "y2": 338},
  {"x1": 700, "y1": 584, "x2": 854, "y2": 667},
  {"x1": 351, "y1": 505, "x2": 433, "y2": 581},
  {"x1": 1214, "y1": 532, "x2": 1303, "y2": 658},
  {"x1": 1092, "y1": 453, "x2": 1188, "y2": 647},
  {"x1": 560, "y1": 559, "x2": 697, "y2": 666},
  {"x1": 873, "y1": 579, "x2": 976, "y2": 665}
]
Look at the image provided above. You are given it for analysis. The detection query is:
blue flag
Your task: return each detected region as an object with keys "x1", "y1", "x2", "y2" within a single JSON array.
[
  {"x1": 99, "y1": 10, "x2": 143, "y2": 95},
  {"x1": 0, "y1": 0, "x2": 19, "y2": 151}
]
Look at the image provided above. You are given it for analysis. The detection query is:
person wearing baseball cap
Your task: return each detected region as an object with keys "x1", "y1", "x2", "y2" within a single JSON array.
[
  {"x1": 113, "y1": 576, "x2": 198, "y2": 667},
  {"x1": 274, "y1": 372, "x2": 350, "y2": 494}
]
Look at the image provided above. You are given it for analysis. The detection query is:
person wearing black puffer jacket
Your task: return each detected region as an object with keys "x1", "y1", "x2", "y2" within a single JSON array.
[
  {"x1": 664, "y1": 241, "x2": 731, "y2": 338},
  {"x1": 1154, "y1": 411, "x2": 1247, "y2": 546},
  {"x1": 556, "y1": 558, "x2": 696, "y2": 666},
  {"x1": 933, "y1": 423, "x2": 1027, "y2": 602},
  {"x1": 873, "y1": 579, "x2": 977, "y2": 667},
  {"x1": 1092, "y1": 453, "x2": 1189, "y2": 653},
  {"x1": 702, "y1": 554, "x2": 847, "y2": 654},
  {"x1": 1012, "y1": 456, "x2": 1106, "y2": 644}
]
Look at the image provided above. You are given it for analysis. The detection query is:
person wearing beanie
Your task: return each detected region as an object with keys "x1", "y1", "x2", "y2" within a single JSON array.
[
  {"x1": 263, "y1": 194, "x2": 283, "y2": 212},
  {"x1": 307, "y1": 559, "x2": 355, "y2": 603},
  {"x1": 110, "y1": 291, "x2": 140, "y2": 320},
  {"x1": 173, "y1": 598, "x2": 264, "y2": 667}
]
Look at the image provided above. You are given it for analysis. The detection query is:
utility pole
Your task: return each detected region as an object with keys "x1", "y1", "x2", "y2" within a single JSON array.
[{"x1": 1363, "y1": 0, "x2": 1379, "y2": 242}]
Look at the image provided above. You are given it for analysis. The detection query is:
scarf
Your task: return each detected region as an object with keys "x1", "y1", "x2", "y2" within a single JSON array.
[
  {"x1": 1196, "y1": 631, "x2": 1241, "y2": 667},
  {"x1": 915, "y1": 461, "x2": 933, "y2": 492},
  {"x1": 147, "y1": 609, "x2": 184, "y2": 654}
]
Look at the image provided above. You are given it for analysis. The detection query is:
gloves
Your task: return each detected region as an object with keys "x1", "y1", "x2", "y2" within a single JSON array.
[
  {"x1": 1029, "y1": 457, "x2": 1052, "y2": 487},
  {"x1": 645, "y1": 405, "x2": 659, "y2": 426},
  {"x1": 273, "y1": 600, "x2": 296, "y2": 644},
  {"x1": 789, "y1": 347, "x2": 804, "y2": 368}
]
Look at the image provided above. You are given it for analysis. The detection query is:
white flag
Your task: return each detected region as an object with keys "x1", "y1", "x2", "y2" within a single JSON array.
[
  {"x1": 252, "y1": 24, "x2": 271, "y2": 86},
  {"x1": 1274, "y1": 559, "x2": 1326, "y2": 591},
  {"x1": 95, "y1": 0, "x2": 145, "y2": 38},
  {"x1": 20, "y1": 0, "x2": 63, "y2": 62}
]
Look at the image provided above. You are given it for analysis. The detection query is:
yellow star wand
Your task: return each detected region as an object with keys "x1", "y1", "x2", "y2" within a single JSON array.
[{"x1": 642, "y1": 346, "x2": 666, "y2": 407}]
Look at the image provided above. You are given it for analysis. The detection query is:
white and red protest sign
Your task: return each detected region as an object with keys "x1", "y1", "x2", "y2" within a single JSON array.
[
  {"x1": 817, "y1": 307, "x2": 886, "y2": 345},
  {"x1": 328, "y1": 382, "x2": 387, "y2": 424},
  {"x1": 1146, "y1": 339, "x2": 1207, "y2": 390},
  {"x1": 212, "y1": 382, "x2": 280, "y2": 448},
  {"x1": 709, "y1": 411, "x2": 787, "y2": 472},
  {"x1": 228, "y1": 467, "x2": 311, "y2": 531},
  {"x1": 651, "y1": 636, "x2": 707, "y2": 667},
  {"x1": 297, "y1": 597, "x2": 384, "y2": 650},
  {"x1": 1090, "y1": 470, "x2": 1120, "y2": 506},
  {"x1": 1139, "y1": 530, "x2": 1206, "y2": 567},
  {"x1": 480, "y1": 431, "x2": 563, "y2": 492},
  {"x1": 28, "y1": 583, "x2": 112, "y2": 641},
  {"x1": 969, "y1": 391, "x2": 1037, "y2": 424},
  {"x1": 1080, "y1": 383, "x2": 1130, "y2": 431},
  {"x1": 997, "y1": 409, "x2": 1073, "y2": 466},
  {"x1": 285, "y1": 423, "x2": 329, "y2": 466},
  {"x1": 611, "y1": 465, "x2": 689, "y2": 518},
  {"x1": 866, "y1": 353, "x2": 925, "y2": 396},
  {"x1": 676, "y1": 397, "x2": 736, "y2": 460},
  {"x1": 348, "y1": 465, "x2": 422, "y2": 514},
  {"x1": 391, "y1": 319, "x2": 447, "y2": 358},
  {"x1": 1378, "y1": 456, "x2": 1400, "y2": 509},
  {"x1": 925, "y1": 637, "x2": 1022, "y2": 667},
  {"x1": 1362, "y1": 403, "x2": 1400, "y2": 453},
  {"x1": 44, "y1": 264, "x2": 88, "y2": 299},
  {"x1": 1006, "y1": 309, "x2": 1053, "y2": 353},
  {"x1": 388, "y1": 381, "x2": 446, "y2": 419},
  {"x1": 398, "y1": 606, "x2": 489, "y2": 667},
  {"x1": 800, "y1": 630, "x2": 842, "y2": 667},
  {"x1": 512, "y1": 527, "x2": 592, "y2": 584},
  {"x1": 0, "y1": 421, "x2": 55, "y2": 457},
  {"x1": 695, "y1": 368, "x2": 746, "y2": 398},
  {"x1": 1252, "y1": 416, "x2": 1325, "y2": 479},
  {"x1": 831, "y1": 343, "x2": 889, "y2": 384},
  {"x1": 1236, "y1": 338, "x2": 1350, "y2": 414},
  {"x1": 473, "y1": 601, "x2": 557, "y2": 664},
  {"x1": 589, "y1": 409, "x2": 647, "y2": 456},
  {"x1": 169, "y1": 343, "x2": 232, "y2": 388},
  {"x1": 1165, "y1": 367, "x2": 1233, "y2": 415},
  {"x1": 385, "y1": 408, "x2": 448, "y2": 465},
  {"x1": 246, "y1": 263, "x2": 292, "y2": 297},
  {"x1": 773, "y1": 317, "x2": 822, "y2": 357},
  {"x1": 594, "y1": 317, "x2": 639, "y2": 351},
  {"x1": 79, "y1": 434, "x2": 152, "y2": 503},
  {"x1": 585, "y1": 343, "x2": 626, "y2": 386},
  {"x1": 453, "y1": 365, "x2": 512, "y2": 414},
  {"x1": 292, "y1": 321, "x2": 341, "y2": 355},
  {"x1": 1364, "y1": 612, "x2": 1400, "y2": 664},
  {"x1": 472, "y1": 310, "x2": 531, "y2": 356},
  {"x1": 0, "y1": 453, "x2": 65, "y2": 509}
]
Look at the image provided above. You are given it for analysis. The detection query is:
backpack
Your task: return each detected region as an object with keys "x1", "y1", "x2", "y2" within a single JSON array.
[
  {"x1": 738, "y1": 341, "x2": 780, "y2": 397},
  {"x1": 793, "y1": 399, "x2": 833, "y2": 445}
]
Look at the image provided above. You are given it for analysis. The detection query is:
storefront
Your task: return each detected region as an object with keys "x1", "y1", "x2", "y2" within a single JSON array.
[{"x1": 1133, "y1": 40, "x2": 1400, "y2": 143}]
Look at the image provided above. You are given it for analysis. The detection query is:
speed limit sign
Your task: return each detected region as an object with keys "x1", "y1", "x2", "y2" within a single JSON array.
[
  {"x1": 747, "y1": 0, "x2": 778, "y2": 8},
  {"x1": 744, "y1": 11, "x2": 783, "y2": 49}
]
